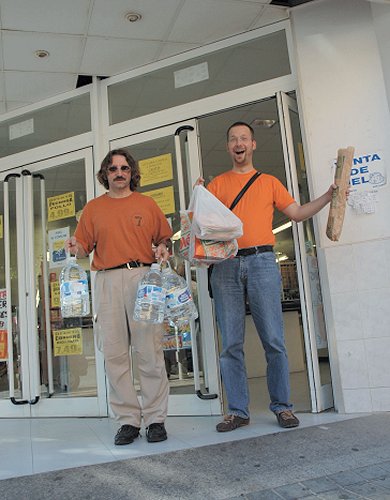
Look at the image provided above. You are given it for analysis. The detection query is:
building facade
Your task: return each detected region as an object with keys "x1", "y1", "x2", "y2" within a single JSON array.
[{"x1": 0, "y1": 0, "x2": 388, "y2": 418}]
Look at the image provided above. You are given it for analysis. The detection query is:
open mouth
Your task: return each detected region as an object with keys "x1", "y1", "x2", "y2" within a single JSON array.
[{"x1": 234, "y1": 149, "x2": 245, "y2": 155}]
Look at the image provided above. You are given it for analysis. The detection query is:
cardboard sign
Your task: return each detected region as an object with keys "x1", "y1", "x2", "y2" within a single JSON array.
[
  {"x1": 139, "y1": 153, "x2": 173, "y2": 187},
  {"x1": 0, "y1": 330, "x2": 7, "y2": 360},
  {"x1": 47, "y1": 192, "x2": 75, "y2": 222},
  {"x1": 53, "y1": 328, "x2": 83, "y2": 356}
]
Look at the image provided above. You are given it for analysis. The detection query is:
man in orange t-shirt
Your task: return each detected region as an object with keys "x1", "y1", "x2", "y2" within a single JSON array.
[
  {"x1": 66, "y1": 148, "x2": 172, "y2": 446},
  {"x1": 201, "y1": 122, "x2": 335, "y2": 432}
]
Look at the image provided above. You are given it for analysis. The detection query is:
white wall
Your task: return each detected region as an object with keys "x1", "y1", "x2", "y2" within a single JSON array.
[
  {"x1": 371, "y1": 2, "x2": 390, "y2": 115},
  {"x1": 291, "y1": 0, "x2": 390, "y2": 412}
]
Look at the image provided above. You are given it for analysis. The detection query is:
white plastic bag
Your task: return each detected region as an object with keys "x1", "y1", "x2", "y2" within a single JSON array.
[
  {"x1": 179, "y1": 185, "x2": 241, "y2": 266},
  {"x1": 179, "y1": 209, "x2": 238, "y2": 265},
  {"x1": 188, "y1": 185, "x2": 243, "y2": 241}
]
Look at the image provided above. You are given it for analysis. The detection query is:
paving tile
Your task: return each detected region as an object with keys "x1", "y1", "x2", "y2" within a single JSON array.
[
  {"x1": 370, "y1": 476, "x2": 390, "y2": 491},
  {"x1": 345, "y1": 481, "x2": 390, "y2": 499},
  {"x1": 246, "y1": 490, "x2": 284, "y2": 500},
  {"x1": 226, "y1": 496, "x2": 252, "y2": 500},
  {"x1": 292, "y1": 497, "x2": 318, "y2": 500},
  {"x1": 272, "y1": 482, "x2": 314, "y2": 499},
  {"x1": 326, "y1": 470, "x2": 366, "y2": 487},
  {"x1": 318, "y1": 487, "x2": 362, "y2": 499},
  {"x1": 355, "y1": 464, "x2": 389, "y2": 480},
  {"x1": 378, "y1": 461, "x2": 390, "y2": 473},
  {"x1": 301, "y1": 476, "x2": 340, "y2": 494}
]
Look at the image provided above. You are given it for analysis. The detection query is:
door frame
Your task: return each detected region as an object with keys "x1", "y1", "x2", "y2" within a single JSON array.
[
  {"x1": 0, "y1": 148, "x2": 108, "y2": 417},
  {"x1": 277, "y1": 91, "x2": 333, "y2": 412}
]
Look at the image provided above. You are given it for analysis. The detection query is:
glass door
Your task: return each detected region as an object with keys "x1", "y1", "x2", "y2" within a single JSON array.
[
  {"x1": 0, "y1": 149, "x2": 107, "y2": 417},
  {"x1": 110, "y1": 121, "x2": 221, "y2": 416},
  {"x1": 198, "y1": 100, "x2": 313, "y2": 415},
  {"x1": 277, "y1": 92, "x2": 334, "y2": 411}
]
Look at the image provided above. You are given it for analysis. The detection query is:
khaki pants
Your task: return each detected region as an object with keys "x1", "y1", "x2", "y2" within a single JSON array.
[{"x1": 94, "y1": 267, "x2": 169, "y2": 427}]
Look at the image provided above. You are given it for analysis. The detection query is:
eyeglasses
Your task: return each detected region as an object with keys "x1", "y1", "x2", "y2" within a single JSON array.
[{"x1": 107, "y1": 165, "x2": 131, "y2": 173}]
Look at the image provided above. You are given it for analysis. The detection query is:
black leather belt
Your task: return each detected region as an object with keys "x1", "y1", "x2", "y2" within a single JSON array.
[
  {"x1": 101, "y1": 261, "x2": 152, "y2": 271},
  {"x1": 236, "y1": 245, "x2": 273, "y2": 257}
]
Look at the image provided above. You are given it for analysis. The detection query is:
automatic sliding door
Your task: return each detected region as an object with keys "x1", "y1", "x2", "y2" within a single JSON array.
[{"x1": 0, "y1": 149, "x2": 107, "y2": 417}]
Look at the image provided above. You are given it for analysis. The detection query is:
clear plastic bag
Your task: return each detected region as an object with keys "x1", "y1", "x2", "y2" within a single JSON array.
[
  {"x1": 190, "y1": 235, "x2": 238, "y2": 264},
  {"x1": 189, "y1": 185, "x2": 243, "y2": 241}
]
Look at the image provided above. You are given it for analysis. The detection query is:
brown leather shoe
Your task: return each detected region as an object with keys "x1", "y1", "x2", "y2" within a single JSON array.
[
  {"x1": 276, "y1": 410, "x2": 300, "y2": 428},
  {"x1": 216, "y1": 415, "x2": 250, "y2": 432}
]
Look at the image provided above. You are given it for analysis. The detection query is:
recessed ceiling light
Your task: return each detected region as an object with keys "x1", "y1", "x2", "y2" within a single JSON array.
[
  {"x1": 251, "y1": 119, "x2": 276, "y2": 128},
  {"x1": 34, "y1": 49, "x2": 50, "y2": 59},
  {"x1": 124, "y1": 12, "x2": 142, "y2": 22}
]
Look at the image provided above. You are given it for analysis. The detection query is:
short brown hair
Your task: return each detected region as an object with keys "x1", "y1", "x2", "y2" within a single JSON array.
[
  {"x1": 226, "y1": 121, "x2": 255, "y2": 141},
  {"x1": 97, "y1": 148, "x2": 140, "y2": 191}
]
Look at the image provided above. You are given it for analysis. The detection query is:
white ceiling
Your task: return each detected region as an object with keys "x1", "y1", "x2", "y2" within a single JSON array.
[
  {"x1": 0, "y1": 0, "x2": 294, "y2": 115},
  {"x1": 0, "y1": 0, "x2": 385, "y2": 117}
]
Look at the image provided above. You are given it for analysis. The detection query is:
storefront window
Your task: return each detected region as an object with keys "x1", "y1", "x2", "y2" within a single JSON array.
[
  {"x1": 108, "y1": 30, "x2": 290, "y2": 125},
  {"x1": 0, "y1": 93, "x2": 91, "y2": 158}
]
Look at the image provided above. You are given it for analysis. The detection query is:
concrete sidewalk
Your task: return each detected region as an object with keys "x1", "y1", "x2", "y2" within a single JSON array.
[{"x1": 1, "y1": 413, "x2": 390, "y2": 499}]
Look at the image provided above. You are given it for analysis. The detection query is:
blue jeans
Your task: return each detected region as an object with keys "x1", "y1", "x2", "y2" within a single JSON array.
[{"x1": 211, "y1": 251, "x2": 292, "y2": 418}]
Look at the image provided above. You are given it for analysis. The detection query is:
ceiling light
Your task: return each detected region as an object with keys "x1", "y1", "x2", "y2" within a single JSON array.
[
  {"x1": 34, "y1": 49, "x2": 50, "y2": 59},
  {"x1": 251, "y1": 119, "x2": 276, "y2": 129},
  {"x1": 125, "y1": 12, "x2": 142, "y2": 22},
  {"x1": 272, "y1": 221, "x2": 292, "y2": 234}
]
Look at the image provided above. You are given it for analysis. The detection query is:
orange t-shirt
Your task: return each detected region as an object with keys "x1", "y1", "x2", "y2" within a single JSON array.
[
  {"x1": 74, "y1": 192, "x2": 172, "y2": 270},
  {"x1": 207, "y1": 170, "x2": 295, "y2": 248}
]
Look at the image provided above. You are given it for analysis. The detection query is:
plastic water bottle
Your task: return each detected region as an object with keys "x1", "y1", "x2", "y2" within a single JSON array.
[
  {"x1": 162, "y1": 264, "x2": 198, "y2": 324},
  {"x1": 133, "y1": 263, "x2": 166, "y2": 324},
  {"x1": 59, "y1": 257, "x2": 90, "y2": 318}
]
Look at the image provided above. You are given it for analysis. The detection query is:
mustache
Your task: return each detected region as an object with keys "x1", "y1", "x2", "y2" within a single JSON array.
[{"x1": 113, "y1": 176, "x2": 126, "y2": 181}]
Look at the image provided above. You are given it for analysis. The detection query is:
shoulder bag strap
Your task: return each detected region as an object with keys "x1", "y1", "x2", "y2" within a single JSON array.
[
  {"x1": 229, "y1": 171, "x2": 261, "y2": 211},
  {"x1": 208, "y1": 170, "x2": 261, "y2": 299}
]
